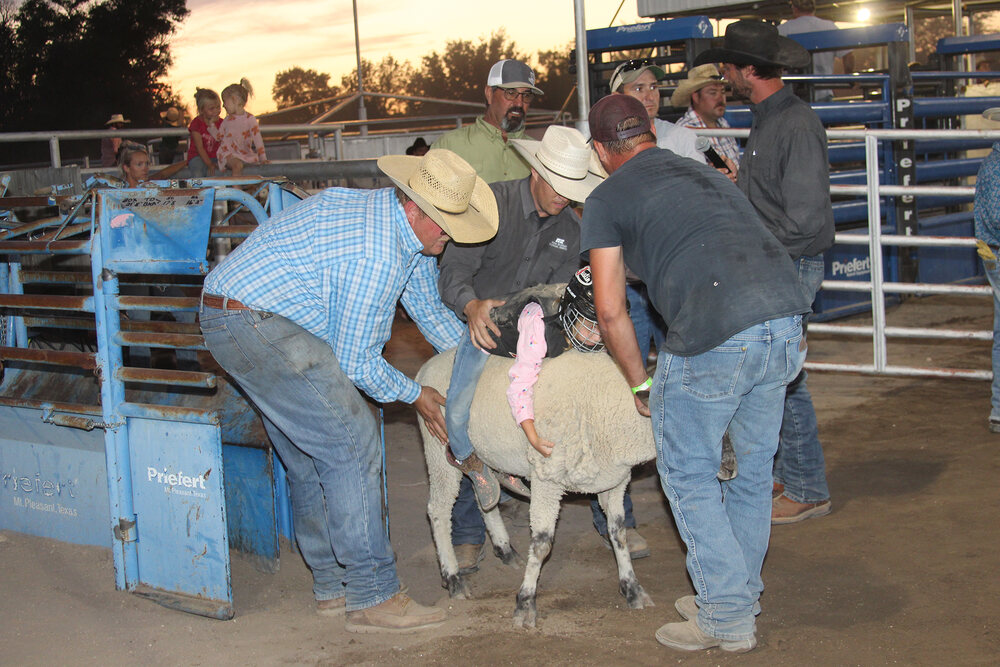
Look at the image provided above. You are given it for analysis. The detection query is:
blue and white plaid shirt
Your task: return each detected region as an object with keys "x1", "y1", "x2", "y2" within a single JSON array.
[
  {"x1": 975, "y1": 143, "x2": 1000, "y2": 248},
  {"x1": 204, "y1": 187, "x2": 464, "y2": 404}
]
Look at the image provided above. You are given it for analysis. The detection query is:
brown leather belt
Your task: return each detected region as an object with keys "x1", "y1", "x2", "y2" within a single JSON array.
[{"x1": 202, "y1": 293, "x2": 250, "y2": 311}]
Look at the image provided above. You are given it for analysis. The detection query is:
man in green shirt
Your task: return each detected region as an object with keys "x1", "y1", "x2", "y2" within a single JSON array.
[{"x1": 432, "y1": 59, "x2": 541, "y2": 183}]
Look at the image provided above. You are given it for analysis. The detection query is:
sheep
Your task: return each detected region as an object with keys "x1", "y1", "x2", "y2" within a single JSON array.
[{"x1": 416, "y1": 346, "x2": 656, "y2": 628}]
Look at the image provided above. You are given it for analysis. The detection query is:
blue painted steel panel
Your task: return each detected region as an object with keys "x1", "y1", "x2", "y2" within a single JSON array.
[
  {"x1": 127, "y1": 417, "x2": 232, "y2": 619},
  {"x1": 222, "y1": 443, "x2": 278, "y2": 572},
  {"x1": 0, "y1": 406, "x2": 109, "y2": 547},
  {"x1": 97, "y1": 188, "x2": 216, "y2": 275},
  {"x1": 937, "y1": 33, "x2": 1000, "y2": 55},
  {"x1": 814, "y1": 238, "x2": 898, "y2": 320},
  {"x1": 721, "y1": 101, "x2": 886, "y2": 128},
  {"x1": 785, "y1": 23, "x2": 908, "y2": 51},
  {"x1": 914, "y1": 96, "x2": 1000, "y2": 118},
  {"x1": 917, "y1": 215, "x2": 981, "y2": 285},
  {"x1": 586, "y1": 17, "x2": 712, "y2": 51}
]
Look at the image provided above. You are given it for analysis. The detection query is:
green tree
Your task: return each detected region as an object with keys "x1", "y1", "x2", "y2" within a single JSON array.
[
  {"x1": 273, "y1": 66, "x2": 340, "y2": 110},
  {"x1": 409, "y1": 30, "x2": 530, "y2": 115},
  {"x1": 2, "y1": 0, "x2": 188, "y2": 162},
  {"x1": 339, "y1": 55, "x2": 414, "y2": 118},
  {"x1": 535, "y1": 43, "x2": 576, "y2": 114}
]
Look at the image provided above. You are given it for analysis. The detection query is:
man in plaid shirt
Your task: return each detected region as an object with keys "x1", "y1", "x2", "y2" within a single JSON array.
[{"x1": 200, "y1": 150, "x2": 498, "y2": 632}]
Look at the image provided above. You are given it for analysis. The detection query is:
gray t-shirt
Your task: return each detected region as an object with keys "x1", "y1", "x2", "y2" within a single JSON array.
[{"x1": 581, "y1": 147, "x2": 809, "y2": 356}]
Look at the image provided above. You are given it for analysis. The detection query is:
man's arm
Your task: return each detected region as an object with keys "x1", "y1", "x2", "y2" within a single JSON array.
[
  {"x1": 777, "y1": 118, "x2": 834, "y2": 255},
  {"x1": 589, "y1": 246, "x2": 650, "y2": 416},
  {"x1": 438, "y1": 242, "x2": 505, "y2": 349}
]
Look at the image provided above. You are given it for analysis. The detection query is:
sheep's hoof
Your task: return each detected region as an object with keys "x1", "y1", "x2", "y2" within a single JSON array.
[
  {"x1": 621, "y1": 579, "x2": 654, "y2": 609},
  {"x1": 495, "y1": 544, "x2": 524, "y2": 568},
  {"x1": 513, "y1": 591, "x2": 537, "y2": 629},
  {"x1": 442, "y1": 573, "x2": 470, "y2": 599}
]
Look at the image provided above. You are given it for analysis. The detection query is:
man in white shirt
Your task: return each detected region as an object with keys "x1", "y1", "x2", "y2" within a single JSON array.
[{"x1": 778, "y1": 0, "x2": 854, "y2": 102}]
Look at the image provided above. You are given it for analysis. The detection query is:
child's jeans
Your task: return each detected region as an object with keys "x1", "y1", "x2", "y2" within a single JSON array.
[{"x1": 446, "y1": 332, "x2": 490, "y2": 461}]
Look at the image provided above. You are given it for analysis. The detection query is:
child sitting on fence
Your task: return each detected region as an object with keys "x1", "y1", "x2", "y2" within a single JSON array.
[
  {"x1": 187, "y1": 88, "x2": 223, "y2": 177},
  {"x1": 216, "y1": 78, "x2": 267, "y2": 176}
]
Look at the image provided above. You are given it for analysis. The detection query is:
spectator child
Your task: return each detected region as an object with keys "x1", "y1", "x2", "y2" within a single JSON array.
[
  {"x1": 217, "y1": 78, "x2": 267, "y2": 176},
  {"x1": 187, "y1": 88, "x2": 223, "y2": 177},
  {"x1": 118, "y1": 141, "x2": 150, "y2": 187}
]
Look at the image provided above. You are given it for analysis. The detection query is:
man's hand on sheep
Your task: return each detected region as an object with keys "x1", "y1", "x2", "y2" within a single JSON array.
[
  {"x1": 414, "y1": 385, "x2": 449, "y2": 444},
  {"x1": 463, "y1": 298, "x2": 506, "y2": 350}
]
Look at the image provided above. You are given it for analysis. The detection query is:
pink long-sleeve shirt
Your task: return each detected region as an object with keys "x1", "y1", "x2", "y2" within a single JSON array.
[{"x1": 505, "y1": 302, "x2": 548, "y2": 425}]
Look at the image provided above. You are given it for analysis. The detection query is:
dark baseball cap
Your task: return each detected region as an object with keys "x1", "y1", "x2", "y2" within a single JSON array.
[{"x1": 588, "y1": 95, "x2": 652, "y2": 143}]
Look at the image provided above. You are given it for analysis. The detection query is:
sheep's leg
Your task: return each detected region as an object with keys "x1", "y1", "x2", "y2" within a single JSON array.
[
  {"x1": 482, "y1": 505, "x2": 523, "y2": 567},
  {"x1": 426, "y1": 460, "x2": 471, "y2": 599},
  {"x1": 598, "y1": 479, "x2": 653, "y2": 610},
  {"x1": 513, "y1": 481, "x2": 564, "y2": 629}
]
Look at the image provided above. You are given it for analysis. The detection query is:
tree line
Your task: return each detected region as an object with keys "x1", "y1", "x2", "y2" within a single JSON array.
[{"x1": 270, "y1": 31, "x2": 576, "y2": 123}]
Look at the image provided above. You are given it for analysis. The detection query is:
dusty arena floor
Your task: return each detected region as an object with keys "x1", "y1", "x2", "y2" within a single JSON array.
[{"x1": 3, "y1": 294, "x2": 1000, "y2": 665}]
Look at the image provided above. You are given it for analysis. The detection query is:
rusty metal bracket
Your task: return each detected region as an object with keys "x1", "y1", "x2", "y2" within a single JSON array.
[
  {"x1": 40, "y1": 407, "x2": 123, "y2": 431},
  {"x1": 114, "y1": 517, "x2": 137, "y2": 543}
]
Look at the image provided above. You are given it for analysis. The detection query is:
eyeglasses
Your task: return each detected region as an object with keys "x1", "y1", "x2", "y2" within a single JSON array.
[{"x1": 497, "y1": 88, "x2": 535, "y2": 102}]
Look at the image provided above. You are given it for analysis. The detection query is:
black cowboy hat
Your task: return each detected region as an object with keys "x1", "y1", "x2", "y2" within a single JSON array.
[{"x1": 693, "y1": 20, "x2": 811, "y2": 70}]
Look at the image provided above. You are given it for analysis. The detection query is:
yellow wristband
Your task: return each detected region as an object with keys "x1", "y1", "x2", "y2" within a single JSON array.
[{"x1": 631, "y1": 377, "x2": 653, "y2": 394}]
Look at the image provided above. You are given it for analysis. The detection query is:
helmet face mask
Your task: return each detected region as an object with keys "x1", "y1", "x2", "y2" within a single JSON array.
[{"x1": 559, "y1": 266, "x2": 605, "y2": 353}]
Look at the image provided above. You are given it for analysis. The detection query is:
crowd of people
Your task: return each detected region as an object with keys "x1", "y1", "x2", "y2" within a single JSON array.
[{"x1": 191, "y1": 14, "x2": 855, "y2": 652}]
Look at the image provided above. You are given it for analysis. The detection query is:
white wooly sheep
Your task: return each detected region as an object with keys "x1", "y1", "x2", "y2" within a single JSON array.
[{"x1": 416, "y1": 346, "x2": 656, "y2": 628}]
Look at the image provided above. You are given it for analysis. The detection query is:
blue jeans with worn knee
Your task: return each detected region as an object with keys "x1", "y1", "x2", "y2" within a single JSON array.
[
  {"x1": 199, "y1": 305, "x2": 398, "y2": 611},
  {"x1": 773, "y1": 254, "x2": 830, "y2": 504},
  {"x1": 652, "y1": 316, "x2": 804, "y2": 641},
  {"x1": 983, "y1": 257, "x2": 1000, "y2": 421}
]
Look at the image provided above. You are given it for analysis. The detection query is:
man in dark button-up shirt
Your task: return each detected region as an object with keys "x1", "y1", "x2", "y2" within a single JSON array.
[{"x1": 696, "y1": 19, "x2": 834, "y2": 526}]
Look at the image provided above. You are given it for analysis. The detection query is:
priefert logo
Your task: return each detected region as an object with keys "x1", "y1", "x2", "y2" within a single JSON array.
[
  {"x1": 147, "y1": 466, "x2": 207, "y2": 490},
  {"x1": 831, "y1": 256, "x2": 871, "y2": 278}
]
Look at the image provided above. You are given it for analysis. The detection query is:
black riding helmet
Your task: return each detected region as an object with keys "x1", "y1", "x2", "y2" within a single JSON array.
[{"x1": 559, "y1": 266, "x2": 605, "y2": 352}]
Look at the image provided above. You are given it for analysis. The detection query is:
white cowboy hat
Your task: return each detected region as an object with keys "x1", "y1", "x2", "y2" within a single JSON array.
[
  {"x1": 670, "y1": 64, "x2": 725, "y2": 108},
  {"x1": 105, "y1": 113, "x2": 131, "y2": 125},
  {"x1": 983, "y1": 107, "x2": 1000, "y2": 121},
  {"x1": 511, "y1": 125, "x2": 605, "y2": 203},
  {"x1": 378, "y1": 149, "x2": 499, "y2": 244}
]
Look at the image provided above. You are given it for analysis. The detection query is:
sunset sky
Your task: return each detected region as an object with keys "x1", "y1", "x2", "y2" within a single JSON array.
[{"x1": 167, "y1": 0, "x2": 642, "y2": 113}]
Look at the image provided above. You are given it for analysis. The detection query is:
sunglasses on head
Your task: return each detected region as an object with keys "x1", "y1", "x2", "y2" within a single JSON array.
[{"x1": 617, "y1": 58, "x2": 656, "y2": 75}]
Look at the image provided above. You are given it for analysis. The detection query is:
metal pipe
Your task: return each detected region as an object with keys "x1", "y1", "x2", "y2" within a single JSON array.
[
  {"x1": 49, "y1": 136, "x2": 61, "y2": 168},
  {"x1": 809, "y1": 323, "x2": 993, "y2": 341},
  {"x1": 574, "y1": 0, "x2": 590, "y2": 135},
  {"x1": 214, "y1": 188, "x2": 268, "y2": 223},
  {"x1": 352, "y1": 0, "x2": 368, "y2": 137},
  {"x1": 864, "y1": 134, "x2": 888, "y2": 372},
  {"x1": 805, "y1": 361, "x2": 991, "y2": 381}
]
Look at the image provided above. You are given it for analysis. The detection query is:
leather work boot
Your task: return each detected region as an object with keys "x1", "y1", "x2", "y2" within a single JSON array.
[
  {"x1": 655, "y1": 618, "x2": 757, "y2": 653},
  {"x1": 446, "y1": 450, "x2": 501, "y2": 511},
  {"x1": 600, "y1": 527, "x2": 651, "y2": 560},
  {"x1": 454, "y1": 542, "x2": 484, "y2": 574},
  {"x1": 344, "y1": 592, "x2": 446, "y2": 633},
  {"x1": 772, "y1": 482, "x2": 785, "y2": 498},
  {"x1": 316, "y1": 596, "x2": 346, "y2": 616},
  {"x1": 771, "y1": 494, "x2": 832, "y2": 525},
  {"x1": 675, "y1": 595, "x2": 699, "y2": 621}
]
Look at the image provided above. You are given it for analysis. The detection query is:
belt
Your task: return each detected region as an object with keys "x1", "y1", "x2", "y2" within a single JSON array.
[{"x1": 202, "y1": 293, "x2": 251, "y2": 311}]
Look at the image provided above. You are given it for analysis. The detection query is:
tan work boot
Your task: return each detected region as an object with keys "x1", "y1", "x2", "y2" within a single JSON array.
[
  {"x1": 655, "y1": 618, "x2": 756, "y2": 653},
  {"x1": 600, "y1": 527, "x2": 651, "y2": 559},
  {"x1": 675, "y1": 595, "x2": 699, "y2": 621},
  {"x1": 316, "y1": 596, "x2": 346, "y2": 616},
  {"x1": 446, "y1": 450, "x2": 501, "y2": 511},
  {"x1": 771, "y1": 494, "x2": 832, "y2": 525},
  {"x1": 344, "y1": 592, "x2": 446, "y2": 633},
  {"x1": 454, "y1": 542, "x2": 484, "y2": 574}
]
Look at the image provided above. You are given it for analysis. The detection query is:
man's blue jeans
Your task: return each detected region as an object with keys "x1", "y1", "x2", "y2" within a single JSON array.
[
  {"x1": 652, "y1": 316, "x2": 805, "y2": 641},
  {"x1": 199, "y1": 304, "x2": 399, "y2": 611},
  {"x1": 983, "y1": 256, "x2": 1000, "y2": 421},
  {"x1": 627, "y1": 283, "x2": 666, "y2": 362},
  {"x1": 773, "y1": 254, "x2": 830, "y2": 504},
  {"x1": 446, "y1": 332, "x2": 637, "y2": 544}
]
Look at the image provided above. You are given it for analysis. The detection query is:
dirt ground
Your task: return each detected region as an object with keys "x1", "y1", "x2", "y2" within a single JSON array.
[{"x1": 3, "y1": 294, "x2": 1000, "y2": 666}]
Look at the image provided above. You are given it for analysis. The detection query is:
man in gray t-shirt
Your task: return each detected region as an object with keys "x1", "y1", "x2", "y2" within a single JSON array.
[{"x1": 583, "y1": 94, "x2": 809, "y2": 654}]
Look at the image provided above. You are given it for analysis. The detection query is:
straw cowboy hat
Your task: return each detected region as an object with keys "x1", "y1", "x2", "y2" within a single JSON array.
[
  {"x1": 511, "y1": 125, "x2": 605, "y2": 203},
  {"x1": 378, "y1": 149, "x2": 499, "y2": 244},
  {"x1": 105, "y1": 113, "x2": 131, "y2": 126},
  {"x1": 693, "y1": 19, "x2": 811, "y2": 70},
  {"x1": 160, "y1": 107, "x2": 183, "y2": 127},
  {"x1": 670, "y1": 64, "x2": 725, "y2": 108}
]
